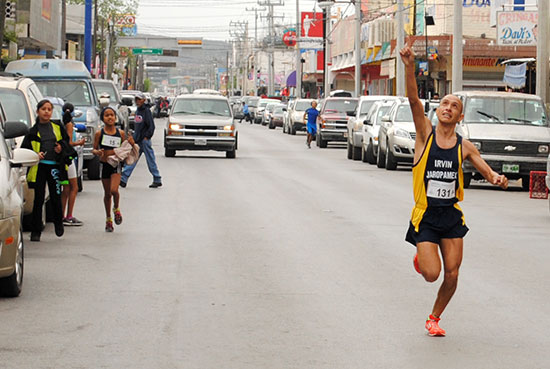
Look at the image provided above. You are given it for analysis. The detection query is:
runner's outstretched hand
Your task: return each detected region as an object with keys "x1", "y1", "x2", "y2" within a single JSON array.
[
  {"x1": 492, "y1": 173, "x2": 508, "y2": 189},
  {"x1": 399, "y1": 38, "x2": 415, "y2": 68}
]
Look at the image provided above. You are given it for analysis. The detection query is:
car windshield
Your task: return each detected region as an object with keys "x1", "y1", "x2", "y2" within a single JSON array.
[
  {"x1": 93, "y1": 82, "x2": 118, "y2": 103},
  {"x1": 295, "y1": 101, "x2": 312, "y2": 111},
  {"x1": 248, "y1": 98, "x2": 260, "y2": 107},
  {"x1": 0, "y1": 89, "x2": 31, "y2": 125},
  {"x1": 395, "y1": 104, "x2": 413, "y2": 122},
  {"x1": 359, "y1": 101, "x2": 376, "y2": 115},
  {"x1": 172, "y1": 98, "x2": 231, "y2": 116},
  {"x1": 464, "y1": 97, "x2": 548, "y2": 126},
  {"x1": 274, "y1": 106, "x2": 284, "y2": 113},
  {"x1": 36, "y1": 81, "x2": 93, "y2": 106},
  {"x1": 375, "y1": 106, "x2": 392, "y2": 125},
  {"x1": 324, "y1": 99, "x2": 358, "y2": 113}
]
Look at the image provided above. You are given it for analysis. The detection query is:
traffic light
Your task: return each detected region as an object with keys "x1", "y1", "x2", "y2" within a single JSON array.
[{"x1": 5, "y1": 1, "x2": 16, "y2": 19}]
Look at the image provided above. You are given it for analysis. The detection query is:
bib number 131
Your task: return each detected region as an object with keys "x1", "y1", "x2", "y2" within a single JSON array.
[{"x1": 427, "y1": 180, "x2": 456, "y2": 199}]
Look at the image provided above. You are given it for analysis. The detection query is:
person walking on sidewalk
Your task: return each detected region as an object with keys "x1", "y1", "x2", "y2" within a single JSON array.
[
  {"x1": 93, "y1": 107, "x2": 135, "y2": 232},
  {"x1": 119, "y1": 92, "x2": 162, "y2": 188},
  {"x1": 60, "y1": 103, "x2": 85, "y2": 226},
  {"x1": 21, "y1": 100, "x2": 71, "y2": 241},
  {"x1": 303, "y1": 101, "x2": 319, "y2": 149},
  {"x1": 399, "y1": 39, "x2": 508, "y2": 336}
]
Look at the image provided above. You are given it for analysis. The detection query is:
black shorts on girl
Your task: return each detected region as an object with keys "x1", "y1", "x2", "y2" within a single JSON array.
[{"x1": 100, "y1": 162, "x2": 122, "y2": 179}]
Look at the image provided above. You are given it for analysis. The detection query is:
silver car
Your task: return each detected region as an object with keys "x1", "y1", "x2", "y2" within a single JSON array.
[
  {"x1": 164, "y1": 94, "x2": 237, "y2": 158},
  {"x1": 377, "y1": 100, "x2": 416, "y2": 170},
  {"x1": 361, "y1": 100, "x2": 398, "y2": 164},
  {"x1": 0, "y1": 120, "x2": 40, "y2": 297},
  {"x1": 284, "y1": 98, "x2": 315, "y2": 135},
  {"x1": 347, "y1": 96, "x2": 398, "y2": 161},
  {"x1": 255, "y1": 99, "x2": 280, "y2": 124}
]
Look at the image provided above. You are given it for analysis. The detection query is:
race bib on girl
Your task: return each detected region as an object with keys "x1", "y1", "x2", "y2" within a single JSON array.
[
  {"x1": 101, "y1": 134, "x2": 121, "y2": 148},
  {"x1": 427, "y1": 180, "x2": 456, "y2": 199}
]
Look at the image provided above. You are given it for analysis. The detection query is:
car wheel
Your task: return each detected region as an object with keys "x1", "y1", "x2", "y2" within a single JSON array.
[
  {"x1": 521, "y1": 175, "x2": 530, "y2": 191},
  {"x1": 365, "y1": 141, "x2": 376, "y2": 164},
  {"x1": 86, "y1": 156, "x2": 101, "y2": 180},
  {"x1": 165, "y1": 148, "x2": 176, "y2": 157},
  {"x1": 376, "y1": 142, "x2": 386, "y2": 168},
  {"x1": 269, "y1": 122, "x2": 275, "y2": 129},
  {"x1": 385, "y1": 143, "x2": 398, "y2": 170},
  {"x1": 319, "y1": 137, "x2": 328, "y2": 148},
  {"x1": 226, "y1": 149, "x2": 236, "y2": 158},
  {"x1": 0, "y1": 230, "x2": 24, "y2": 297},
  {"x1": 352, "y1": 144, "x2": 361, "y2": 161},
  {"x1": 347, "y1": 141, "x2": 353, "y2": 159},
  {"x1": 463, "y1": 172, "x2": 472, "y2": 189}
]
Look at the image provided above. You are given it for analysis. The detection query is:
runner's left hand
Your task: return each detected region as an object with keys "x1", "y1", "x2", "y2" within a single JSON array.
[{"x1": 494, "y1": 173, "x2": 508, "y2": 189}]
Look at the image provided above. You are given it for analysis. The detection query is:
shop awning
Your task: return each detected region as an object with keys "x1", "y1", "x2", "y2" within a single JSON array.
[
  {"x1": 286, "y1": 70, "x2": 296, "y2": 87},
  {"x1": 375, "y1": 43, "x2": 389, "y2": 62},
  {"x1": 381, "y1": 42, "x2": 392, "y2": 60},
  {"x1": 366, "y1": 48, "x2": 374, "y2": 63}
]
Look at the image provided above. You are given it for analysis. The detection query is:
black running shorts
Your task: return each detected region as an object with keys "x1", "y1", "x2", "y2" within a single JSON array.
[
  {"x1": 100, "y1": 162, "x2": 122, "y2": 179},
  {"x1": 405, "y1": 206, "x2": 469, "y2": 246}
]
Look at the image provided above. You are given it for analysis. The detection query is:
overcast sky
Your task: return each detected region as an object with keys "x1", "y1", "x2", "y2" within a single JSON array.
[{"x1": 136, "y1": 0, "x2": 347, "y2": 42}]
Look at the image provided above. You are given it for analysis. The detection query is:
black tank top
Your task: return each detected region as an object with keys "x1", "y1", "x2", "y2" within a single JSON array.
[
  {"x1": 99, "y1": 128, "x2": 122, "y2": 150},
  {"x1": 422, "y1": 130, "x2": 463, "y2": 207}
]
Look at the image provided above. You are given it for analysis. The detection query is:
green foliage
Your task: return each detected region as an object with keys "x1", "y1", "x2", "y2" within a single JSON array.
[
  {"x1": 66, "y1": 0, "x2": 139, "y2": 20},
  {"x1": 3, "y1": 30, "x2": 16, "y2": 44},
  {"x1": 143, "y1": 79, "x2": 151, "y2": 92}
]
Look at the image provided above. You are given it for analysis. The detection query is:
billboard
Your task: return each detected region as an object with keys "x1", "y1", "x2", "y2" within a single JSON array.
[
  {"x1": 301, "y1": 12, "x2": 323, "y2": 38},
  {"x1": 497, "y1": 11, "x2": 538, "y2": 46}
]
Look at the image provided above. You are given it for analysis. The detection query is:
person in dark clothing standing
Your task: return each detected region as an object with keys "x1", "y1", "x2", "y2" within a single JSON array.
[
  {"x1": 21, "y1": 100, "x2": 71, "y2": 241},
  {"x1": 120, "y1": 92, "x2": 162, "y2": 188}
]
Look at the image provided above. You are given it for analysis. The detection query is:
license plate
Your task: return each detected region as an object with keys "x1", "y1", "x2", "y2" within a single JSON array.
[
  {"x1": 194, "y1": 138, "x2": 207, "y2": 146},
  {"x1": 502, "y1": 164, "x2": 519, "y2": 173}
]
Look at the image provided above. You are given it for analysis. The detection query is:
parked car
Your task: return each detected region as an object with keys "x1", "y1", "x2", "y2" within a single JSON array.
[
  {"x1": 361, "y1": 99, "x2": 399, "y2": 164},
  {"x1": 377, "y1": 99, "x2": 417, "y2": 170},
  {"x1": 193, "y1": 88, "x2": 223, "y2": 96},
  {"x1": 92, "y1": 79, "x2": 130, "y2": 132},
  {"x1": 316, "y1": 97, "x2": 358, "y2": 148},
  {"x1": 245, "y1": 96, "x2": 260, "y2": 121},
  {"x1": 164, "y1": 94, "x2": 237, "y2": 158},
  {"x1": 453, "y1": 91, "x2": 550, "y2": 190},
  {"x1": 284, "y1": 98, "x2": 315, "y2": 135},
  {"x1": 329, "y1": 90, "x2": 353, "y2": 97},
  {"x1": 0, "y1": 119, "x2": 40, "y2": 297},
  {"x1": 6, "y1": 59, "x2": 102, "y2": 179},
  {"x1": 256, "y1": 98, "x2": 280, "y2": 124},
  {"x1": 347, "y1": 96, "x2": 397, "y2": 161},
  {"x1": 269, "y1": 105, "x2": 285, "y2": 129},
  {"x1": 263, "y1": 103, "x2": 279, "y2": 126}
]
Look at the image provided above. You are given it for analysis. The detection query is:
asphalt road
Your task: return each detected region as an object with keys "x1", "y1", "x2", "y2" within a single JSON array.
[{"x1": 2, "y1": 119, "x2": 549, "y2": 369}]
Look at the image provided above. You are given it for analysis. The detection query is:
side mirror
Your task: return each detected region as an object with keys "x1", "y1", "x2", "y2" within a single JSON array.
[
  {"x1": 346, "y1": 111, "x2": 356, "y2": 117},
  {"x1": 364, "y1": 119, "x2": 372, "y2": 126},
  {"x1": 381, "y1": 115, "x2": 391, "y2": 123},
  {"x1": 74, "y1": 110, "x2": 84, "y2": 118},
  {"x1": 10, "y1": 148, "x2": 39, "y2": 168},
  {"x1": 121, "y1": 96, "x2": 134, "y2": 106},
  {"x1": 4, "y1": 121, "x2": 29, "y2": 139},
  {"x1": 283, "y1": 107, "x2": 287, "y2": 111},
  {"x1": 74, "y1": 123, "x2": 87, "y2": 133}
]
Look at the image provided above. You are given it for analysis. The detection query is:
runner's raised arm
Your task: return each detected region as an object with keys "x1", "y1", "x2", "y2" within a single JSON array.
[{"x1": 399, "y1": 39, "x2": 432, "y2": 146}]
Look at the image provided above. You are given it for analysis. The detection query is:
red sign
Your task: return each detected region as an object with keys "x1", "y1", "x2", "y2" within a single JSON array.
[
  {"x1": 301, "y1": 12, "x2": 323, "y2": 38},
  {"x1": 283, "y1": 30, "x2": 297, "y2": 47}
]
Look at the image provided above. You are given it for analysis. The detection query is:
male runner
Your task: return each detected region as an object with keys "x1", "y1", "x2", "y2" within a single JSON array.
[
  {"x1": 399, "y1": 40, "x2": 508, "y2": 336},
  {"x1": 303, "y1": 101, "x2": 319, "y2": 149}
]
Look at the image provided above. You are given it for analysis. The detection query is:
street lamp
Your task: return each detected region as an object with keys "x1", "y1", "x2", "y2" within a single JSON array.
[{"x1": 425, "y1": 14, "x2": 435, "y2": 99}]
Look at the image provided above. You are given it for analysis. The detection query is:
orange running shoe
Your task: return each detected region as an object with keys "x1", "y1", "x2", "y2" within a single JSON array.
[
  {"x1": 425, "y1": 315, "x2": 446, "y2": 336},
  {"x1": 413, "y1": 253, "x2": 421, "y2": 274}
]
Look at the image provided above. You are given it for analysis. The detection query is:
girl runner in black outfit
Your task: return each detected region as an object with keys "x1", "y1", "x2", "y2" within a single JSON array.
[{"x1": 92, "y1": 107, "x2": 134, "y2": 232}]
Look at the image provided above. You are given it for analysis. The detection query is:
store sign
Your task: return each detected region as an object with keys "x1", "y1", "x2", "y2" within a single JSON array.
[
  {"x1": 301, "y1": 12, "x2": 323, "y2": 38},
  {"x1": 497, "y1": 11, "x2": 538, "y2": 46},
  {"x1": 283, "y1": 29, "x2": 297, "y2": 47},
  {"x1": 115, "y1": 14, "x2": 136, "y2": 27}
]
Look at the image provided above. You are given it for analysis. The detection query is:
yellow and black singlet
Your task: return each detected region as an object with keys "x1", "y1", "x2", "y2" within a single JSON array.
[{"x1": 410, "y1": 130, "x2": 465, "y2": 232}]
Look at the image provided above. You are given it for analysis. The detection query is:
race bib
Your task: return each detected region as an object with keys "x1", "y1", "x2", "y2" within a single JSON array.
[
  {"x1": 101, "y1": 134, "x2": 122, "y2": 148},
  {"x1": 427, "y1": 180, "x2": 456, "y2": 199}
]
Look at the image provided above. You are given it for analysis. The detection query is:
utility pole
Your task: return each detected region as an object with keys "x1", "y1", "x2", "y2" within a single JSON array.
[
  {"x1": 451, "y1": 0, "x2": 463, "y2": 92},
  {"x1": 295, "y1": 0, "x2": 302, "y2": 98},
  {"x1": 259, "y1": 0, "x2": 284, "y2": 96},
  {"x1": 354, "y1": 0, "x2": 362, "y2": 97},
  {"x1": 84, "y1": 0, "x2": 93, "y2": 71},
  {"x1": 396, "y1": 0, "x2": 405, "y2": 96},
  {"x1": 320, "y1": 3, "x2": 334, "y2": 97},
  {"x1": 230, "y1": 21, "x2": 249, "y2": 95},
  {"x1": 245, "y1": 6, "x2": 266, "y2": 96},
  {"x1": 536, "y1": 0, "x2": 549, "y2": 103},
  {"x1": 61, "y1": 0, "x2": 66, "y2": 58}
]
